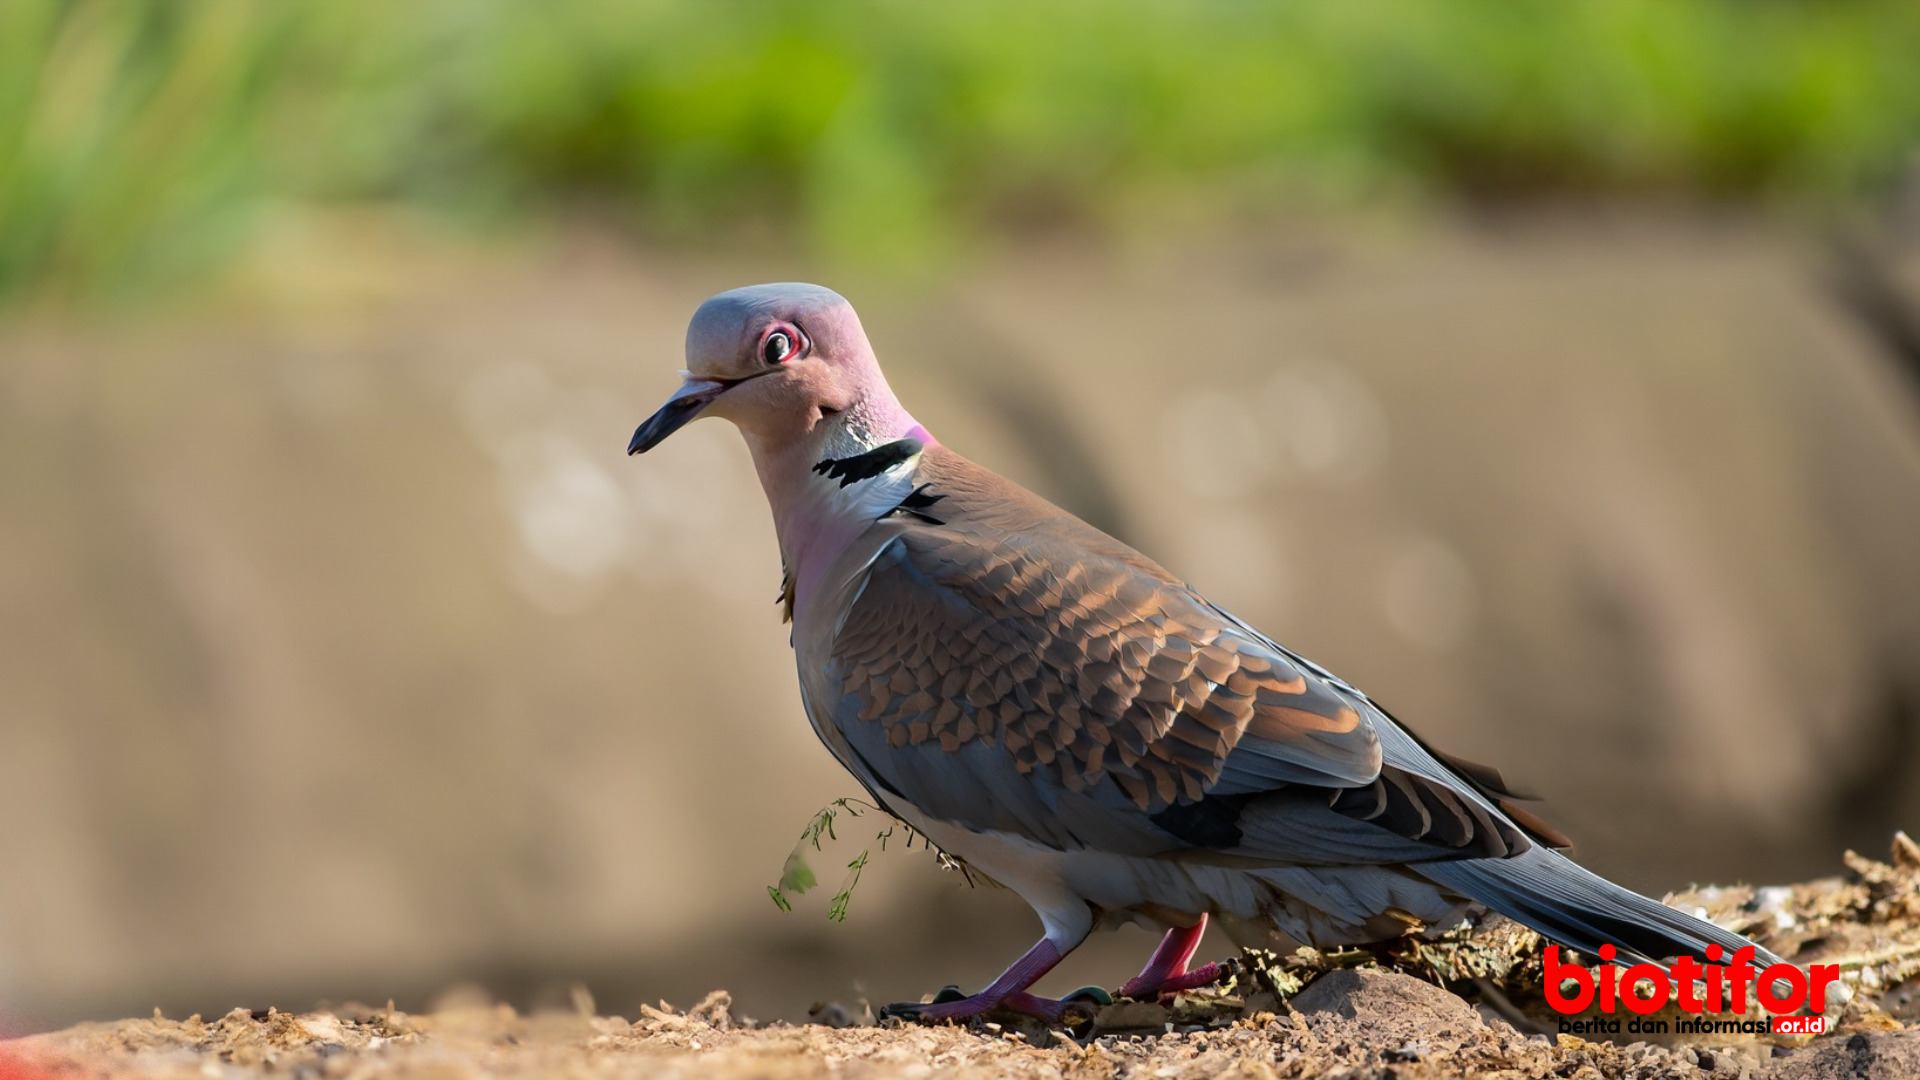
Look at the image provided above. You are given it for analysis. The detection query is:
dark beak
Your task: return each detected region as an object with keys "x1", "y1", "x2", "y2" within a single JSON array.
[{"x1": 628, "y1": 378, "x2": 727, "y2": 454}]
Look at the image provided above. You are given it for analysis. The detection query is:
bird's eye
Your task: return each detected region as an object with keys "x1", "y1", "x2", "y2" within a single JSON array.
[{"x1": 763, "y1": 330, "x2": 795, "y2": 364}]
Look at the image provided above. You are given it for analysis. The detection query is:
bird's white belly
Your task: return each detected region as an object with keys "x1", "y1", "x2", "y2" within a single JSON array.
[
  {"x1": 893, "y1": 807, "x2": 1099, "y2": 945},
  {"x1": 893, "y1": 805, "x2": 1469, "y2": 951},
  {"x1": 895, "y1": 806, "x2": 1276, "y2": 942}
]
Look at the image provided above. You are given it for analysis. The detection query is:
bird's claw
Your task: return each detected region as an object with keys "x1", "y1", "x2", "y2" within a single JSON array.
[
  {"x1": 1115, "y1": 959, "x2": 1233, "y2": 1000},
  {"x1": 877, "y1": 1000, "x2": 938, "y2": 1023},
  {"x1": 875, "y1": 983, "x2": 972, "y2": 1021}
]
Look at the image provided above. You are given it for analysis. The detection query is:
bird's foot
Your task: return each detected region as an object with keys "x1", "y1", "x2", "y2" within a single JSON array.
[
  {"x1": 1114, "y1": 917, "x2": 1231, "y2": 1001},
  {"x1": 880, "y1": 985, "x2": 1107, "y2": 1025},
  {"x1": 1116, "y1": 959, "x2": 1233, "y2": 1000}
]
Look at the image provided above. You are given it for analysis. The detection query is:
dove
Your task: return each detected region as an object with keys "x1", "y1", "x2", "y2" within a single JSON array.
[{"x1": 627, "y1": 282, "x2": 1788, "y2": 1022}]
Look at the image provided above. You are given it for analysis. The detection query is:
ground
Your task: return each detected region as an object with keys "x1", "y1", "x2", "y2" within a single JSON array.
[{"x1": 6, "y1": 837, "x2": 1920, "y2": 1080}]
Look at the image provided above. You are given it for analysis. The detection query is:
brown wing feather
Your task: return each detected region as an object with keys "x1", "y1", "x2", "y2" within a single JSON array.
[
  {"x1": 829, "y1": 448, "x2": 1544, "y2": 863},
  {"x1": 830, "y1": 451, "x2": 1379, "y2": 816}
]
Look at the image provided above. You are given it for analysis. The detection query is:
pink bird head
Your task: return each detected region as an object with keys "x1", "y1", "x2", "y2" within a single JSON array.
[
  {"x1": 627, "y1": 283, "x2": 925, "y2": 460},
  {"x1": 629, "y1": 284, "x2": 932, "y2": 616}
]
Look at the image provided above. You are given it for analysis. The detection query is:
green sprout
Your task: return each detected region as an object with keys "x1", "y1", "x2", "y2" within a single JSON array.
[
  {"x1": 827, "y1": 851, "x2": 870, "y2": 923},
  {"x1": 767, "y1": 798, "x2": 947, "y2": 921}
]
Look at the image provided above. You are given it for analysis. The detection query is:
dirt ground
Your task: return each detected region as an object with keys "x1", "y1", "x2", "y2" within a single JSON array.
[{"x1": 7, "y1": 837, "x2": 1920, "y2": 1080}]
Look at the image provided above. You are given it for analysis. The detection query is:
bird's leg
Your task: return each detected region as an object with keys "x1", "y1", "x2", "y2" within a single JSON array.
[
  {"x1": 880, "y1": 937, "x2": 1077, "y2": 1023},
  {"x1": 1116, "y1": 915, "x2": 1226, "y2": 998}
]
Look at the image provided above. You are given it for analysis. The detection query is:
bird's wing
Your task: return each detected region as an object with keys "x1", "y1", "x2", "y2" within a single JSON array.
[
  {"x1": 1205, "y1": 604, "x2": 1574, "y2": 852},
  {"x1": 823, "y1": 515, "x2": 1538, "y2": 863}
]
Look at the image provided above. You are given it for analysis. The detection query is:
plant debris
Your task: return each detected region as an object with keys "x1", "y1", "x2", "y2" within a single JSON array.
[{"x1": 766, "y1": 799, "x2": 976, "y2": 923}]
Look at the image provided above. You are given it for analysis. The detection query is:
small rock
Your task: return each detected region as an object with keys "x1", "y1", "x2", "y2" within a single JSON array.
[{"x1": 1290, "y1": 968, "x2": 1484, "y2": 1051}]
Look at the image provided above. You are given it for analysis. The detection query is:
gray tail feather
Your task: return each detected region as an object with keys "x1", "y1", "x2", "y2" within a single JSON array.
[{"x1": 1420, "y1": 846, "x2": 1789, "y2": 969}]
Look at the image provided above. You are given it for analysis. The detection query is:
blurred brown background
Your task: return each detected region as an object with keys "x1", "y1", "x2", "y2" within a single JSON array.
[{"x1": 3, "y1": 0, "x2": 1920, "y2": 1036}]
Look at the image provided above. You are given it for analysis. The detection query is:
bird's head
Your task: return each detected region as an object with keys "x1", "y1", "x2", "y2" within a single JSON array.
[{"x1": 628, "y1": 283, "x2": 915, "y2": 459}]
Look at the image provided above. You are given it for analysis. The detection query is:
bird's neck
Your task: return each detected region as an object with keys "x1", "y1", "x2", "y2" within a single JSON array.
[{"x1": 745, "y1": 394, "x2": 934, "y2": 621}]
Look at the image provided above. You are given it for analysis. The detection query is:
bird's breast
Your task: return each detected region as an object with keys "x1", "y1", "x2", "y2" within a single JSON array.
[{"x1": 780, "y1": 470, "x2": 926, "y2": 629}]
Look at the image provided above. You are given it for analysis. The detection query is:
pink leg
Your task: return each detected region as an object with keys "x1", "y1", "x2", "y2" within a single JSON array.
[
  {"x1": 881, "y1": 937, "x2": 1075, "y2": 1023},
  {"x1": 1117, "y1": 914, "x2": 1226, "y2": 999}
]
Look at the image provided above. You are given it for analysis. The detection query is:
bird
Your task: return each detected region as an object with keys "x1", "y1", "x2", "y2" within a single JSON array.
[{"x1": 627, "y1": 282, "x2": 1787, "y2": 1023}]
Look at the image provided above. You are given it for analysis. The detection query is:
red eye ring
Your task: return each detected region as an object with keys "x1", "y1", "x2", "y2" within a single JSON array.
[{"x1": 760, "y1": 323, "x2": 806, "y2": 365}]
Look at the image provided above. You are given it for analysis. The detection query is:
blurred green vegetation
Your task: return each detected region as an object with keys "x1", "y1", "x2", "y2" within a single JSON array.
[{"x1": 3, "y1": 0, "x2": 1920, "y2": 307}]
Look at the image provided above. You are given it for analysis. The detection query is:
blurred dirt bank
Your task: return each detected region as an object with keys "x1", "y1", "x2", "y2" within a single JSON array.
[
  {"x1": 7, "y1": 837, "x2": 1920, "y2": 1080},
  {"x1": 3, "y1": 208, "x2": 1920, "y2": 1031}
]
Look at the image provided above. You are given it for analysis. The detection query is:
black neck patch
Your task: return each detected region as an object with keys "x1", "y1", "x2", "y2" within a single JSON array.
[
  {"x1": 813, "y1": 437, "x2": 924, "y2": 488},
  {"x1": 888, "y1": 483, "x2": 947, "y2": 525}
]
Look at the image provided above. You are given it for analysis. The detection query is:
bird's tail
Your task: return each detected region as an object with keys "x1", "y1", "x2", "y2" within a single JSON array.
[{"x1": 1418, "y1": 845, "x2": 1788, "y2": 969}]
